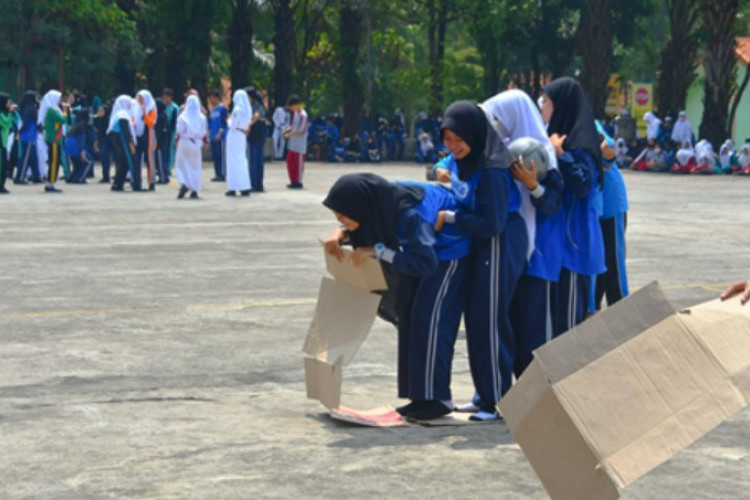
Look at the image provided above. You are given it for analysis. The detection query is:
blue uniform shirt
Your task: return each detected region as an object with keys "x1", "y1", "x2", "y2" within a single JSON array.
[
  {"x1": 208, "y1": 105, "x2": 228, "y2": 141},
  {"x1": 558, "y1": 148, "x2": 606, "y2": 276}
]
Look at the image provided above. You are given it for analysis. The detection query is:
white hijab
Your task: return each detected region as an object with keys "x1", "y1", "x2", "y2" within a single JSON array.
[
  {"x1": 671, "y1": 111, "x2": 692, "y2": 144},
  {"x1": 136, "y1": 89, "x2": 157, "y2": 115},
  {"x1": 37, "y1": 90, "x2": 62, "y2": 125},
  {"x1": 232, "y1": 90, "x2": 251, "y2": 118},
  {"x1": 178, "y1": 95, "x2": 206, "y2": 138},
  {"x1": 676, "y1": 141, "x2": 695, "y2": 166},
  {"x1": 739, "y1": 145, "x2": 750, "y2": 167},
  {"x1": 696, "y1": 140, "x2": 715, "y2": 164},
  {"x1": 643, "y1": 111, "x2": 661, "y2": 140},
  {"x1": 106, "y1": 95, "x2": 135, "y2": 138},
  {"x1": 481, "y1": 89, "x2": 558, "y2": 261}
]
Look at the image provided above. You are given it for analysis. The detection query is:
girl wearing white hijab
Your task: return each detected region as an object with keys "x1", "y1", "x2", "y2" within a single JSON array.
[
  {"x1": 108, "y1": 95, "x2": 139, "y2": 191},
  {"x1": 38, "y1": 90, "x2": 64, "y2": 192},
  {"x1": 479, "y1": 89, "x2": 565, "y2": 378},
  {"x1": 738, "y1": 144, "x2": 750, "y2": 174},
  {"x1": 225, "y1": 90, "x2": 252, "y2": 196},
  {"x1": 643, "y1": 111, "x2": 661, "y2": 141},
  {"x1": 692, "y1": 139, "x2": 716, "y2": 174},
  {"x1": 174, "y1": 95, "x2": 207, "y2": 199},
  {"x1": 672, "y1": 140, "x2": 695, "y2": 173},
  {"x1": 670, "y1": 111, "x2": 693, "y2": 146},
  {"x1": 716, "y1": 143, "x2": 738, "y2": 174},
  {"x1": 614, "y1": 137, "x2": 630, "y2": 166},
  {"x1": 136, "y1": 90, "x2": 158, "y2": 190}
]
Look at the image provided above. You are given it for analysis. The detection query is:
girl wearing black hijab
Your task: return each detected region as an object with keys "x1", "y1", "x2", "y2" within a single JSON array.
[
  {"x1": 540, "y1": 77, "x2": 605, "y2": 335},
  {"x1": 323, "y1": 173, "x2": 472, "y2": 420},
  {"x1": 15, "y1": 91, "x2": 42, "y2": 184},
  {"x1": 436, "y1": 101, "x2": 528, "y2": 421}
]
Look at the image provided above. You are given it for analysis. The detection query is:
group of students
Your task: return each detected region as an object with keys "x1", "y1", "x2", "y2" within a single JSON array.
[
  {"x1": 323, "y1": 77, "x2": 629, "y2": 421},
  {"x1": 300, "y1": 109, "x2": 447, "y2": 165},
  {"x1": 627, "y1": 110, "x2": 750, "y2": 175},
  {"x1": 0, "y1": 85, "x2": 312, "y2": 197}
]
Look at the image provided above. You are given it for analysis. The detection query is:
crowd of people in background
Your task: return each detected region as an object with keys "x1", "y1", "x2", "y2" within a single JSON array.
[
  {"x1": 614, "y1": 109, "x2": 750, "y2": 175},
  {"x1": 0, "y1": 84, "x2": 450, "y2": 197}
]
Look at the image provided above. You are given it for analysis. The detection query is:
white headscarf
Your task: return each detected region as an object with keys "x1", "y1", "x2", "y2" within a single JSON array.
[
  {"x1": 481, "y1": 89, "x2": 558, "y2": 261},
  {"x1": 178, "y1": 95, "x2": 206, "y2": 138},
  {"x1": 643, "y1": 111, "x2": 661, "y2": 141},
  {"x1": 676, "y1": 141, "x2": 695, "y2": 166},
  {"x1": 136, "y1": 89, "x2": 157, "y2": 114},
  {"x1": 231, "y1": 89, "x2": 252, "y2": 129},
  {"x1": 106, "y1": 95, "x2": 135, "y2": 138},
  {"x1": 739, "y1": 144, "x2": 750, "y2": 167},
  {"x1": 671, "y1": 110, "x2": 692, "y2": 145},
  {"x1": 722, "y1": 138, "x2": 735, "y2": 154},
  {"x1": 696, "y1": 140, "x2": 715, "y2": 165},
  {"x1": 37, "y1": 90, "x2": 62, "y2": 125}
]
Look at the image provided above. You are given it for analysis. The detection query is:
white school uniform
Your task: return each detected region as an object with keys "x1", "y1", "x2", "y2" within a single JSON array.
[
  {"x1": 272, "y1": 106, "x2": 288, "y2": 159},
  {"x1": 175, "y1": 96, "x2": 206, "y2": 191},
  {"x1": 225, "y1": 90, "x2": 252, "y2": 191}
]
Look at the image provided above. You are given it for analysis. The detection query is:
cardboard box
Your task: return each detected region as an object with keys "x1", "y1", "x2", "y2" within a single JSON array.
[{"x1": 500, "y1": 282, "x2": 750, "y2": 499}]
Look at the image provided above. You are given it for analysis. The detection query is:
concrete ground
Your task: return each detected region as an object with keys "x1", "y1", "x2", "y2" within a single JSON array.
[{"x1": 1, "y1": 162, "x2": 749, "y2": 499}]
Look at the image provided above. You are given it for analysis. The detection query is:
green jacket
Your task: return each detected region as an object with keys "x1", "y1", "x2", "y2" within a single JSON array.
[
  {"x1": 0, "y1": 112, "x2": 12, "y2": 149},
  {"x1": 44, "y1": 107, "x2": 64, "y2": 144}
]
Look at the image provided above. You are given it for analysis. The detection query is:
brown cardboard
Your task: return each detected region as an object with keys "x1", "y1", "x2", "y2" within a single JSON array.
[
  {"x1": 500, "y1": 282, "x2": 750, "y2": 499},
  {"x1": 323, "y1": 244, "x2": 388, "y2": 291},
  {"x1": 303, "y1": 277, "x2": 382, "y2": 366},
  {"x1": 303, "y1": 247, "x2": 387, "y2": 415},
  {"x1": 304, "y1": 357, "x2": 342, "y2": 409}
]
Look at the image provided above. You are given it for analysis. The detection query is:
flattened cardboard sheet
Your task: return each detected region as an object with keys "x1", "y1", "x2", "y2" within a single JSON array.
[
  {"x1": 304, "y1": 357, "x2": 342, "y2": 410},
  {"x1": 329, "y1": 406, "x2": 407, "y2": 427},
  {"x1": 323, "y1": 244, "x2": 387, "y2": 291},
  {"x1": 303, "y1": 277, "x2": 381, "y2": 366},
  {"x1": 410, "y1": 412, "x2": 502, "y2": 427}
]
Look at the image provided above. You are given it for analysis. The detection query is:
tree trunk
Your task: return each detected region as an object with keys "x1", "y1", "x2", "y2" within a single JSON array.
[
  {"x1": 655, "y1": 0, "x2": 701, "y2": 118},
  {"x1": 728, "y1": 62, "x2": 750, "y2": 136},
  {"x1": 272, "y1": 0, "x2": 295, "y2": 109},
  {"x1": 427, "y1": 0, "x2": 448, "y2": 115},
  {"x1": 339, "y1": 1, "x2": 364, "y2": 138},
  {"x1": 698, "y1": 0, "x2": 739, "y2": 146},
  {"x1": 578, "y1": 0, "x2": 612, "y2": 117},
  {"x1": 229, "y1": 0, "x2": 254, "y2": 91}
]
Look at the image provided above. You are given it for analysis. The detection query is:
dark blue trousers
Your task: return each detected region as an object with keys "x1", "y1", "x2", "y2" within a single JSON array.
[
  {"x1": 99, "y1": 137, "x2": 113, "y2": 181},
  {"x1": 511, "y1": 275, "x2": 554, "y2": 377},
  {"x1": 249, "y1": 143, "x2": 264, "y2": 190},
  {"x1": 211, "y1": 139, "x2": 224, "y2": 179},
  {"x1": 397, "y1": 258, "x2": 468, "y2": 401},
  {"x1": 16, "y1": 141, "x2": 41, "y2": 182},
  {"x1": 69, "y1": 155, "x2": 94, "y2": 183},
  {"x1": 157, "y1": 143, "x2": 170, "y2": 183},
  {"x1": 465, "y1": 213, "x2": 527, "y2": 411},
  {"x1": 552, "y1": 268, "x2": 590, "y2": 337}
]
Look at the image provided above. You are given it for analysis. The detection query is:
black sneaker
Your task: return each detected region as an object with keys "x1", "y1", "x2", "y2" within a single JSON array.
[
  {"x1": 225, "y1": 190, "x2": 236, "y2": 197},
  {"x1": 252, "y1": 186, "x2": 265, "y2": 193},
  {"x1": 211, "y1": 176, "x2": 224, "y2": 182},
  {"x1": 406, "y1": 401, "x2": 452, "y2": 421},
  {"x1": 240, "y1": 189, "x2": 251, "y2": 197},
  {"x1": 44, "y1": 185, "x2": 62, "y2": 193},
  {"x1": 177, "y1": 185, "x2": 189, "y2": 199},
  {"x1": 189, "y1": 191, "x2": 199, "y2": 199},
  {"x1": 396, "y1": 400, "x2": 429, "y2": 417},
  {"x1": 0, "y1": 187, "x2": 10, "y2": 194},
  {"x1": 148, "y1": 183, "x2": 156, "y2": 191},
  {"x1": 111, "y1": 185, "x2": 124, "y2": 192},
  {"x1": 286, "y1": 182, "x2": 303, "y2": 189}
]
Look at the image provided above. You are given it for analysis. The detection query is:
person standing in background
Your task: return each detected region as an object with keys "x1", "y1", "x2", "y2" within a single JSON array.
[
  {"x1": 39, "y1": 90, "x2": 64, "y2": 193},
  {"x1": 15, "y1": 91, "x2": 41, "y2": 185},
  {"x1": 272, "y1": 103, "x2": 289, "y2": 161},
  {"x1": 162, "y1": 88, "x2": 179, "y2": 176},
  {"x1": 284, "y1": 94, "x2": 308, "y2": 189},
  {"x1": 0, "y1": 93, "x2": 13, "y2": 193},
  {"x1": 136, "y1": 90, "x2": 158, "y2": 191},
  {"x1": 207, "y1": 89, "x2": 228, "y2": 182},
  {"x1": 247, "y1": 87, "x2": 267, "y2": 192}
]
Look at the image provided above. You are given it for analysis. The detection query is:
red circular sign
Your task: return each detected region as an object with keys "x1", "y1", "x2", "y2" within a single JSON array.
[{"x1": 635, "y1": 87, "x2": 650, "y2": 106}]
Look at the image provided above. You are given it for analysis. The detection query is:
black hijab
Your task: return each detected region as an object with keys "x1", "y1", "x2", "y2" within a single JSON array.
[
  {"x1": 543, "y1": 76, "x2": 602, "y2": 165},
  {"x1": 20, "y1": 91, "x2": 37, "y2": 118},
  {"x1": 441, "y1": 100, "x2": 514, "y2": 180},
  {"x1": 322, "y1": 173, "x2": 424, "y2": 248},
  {"x1": 0, "y1": 93, "x2": 9, "y2": 114}
]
